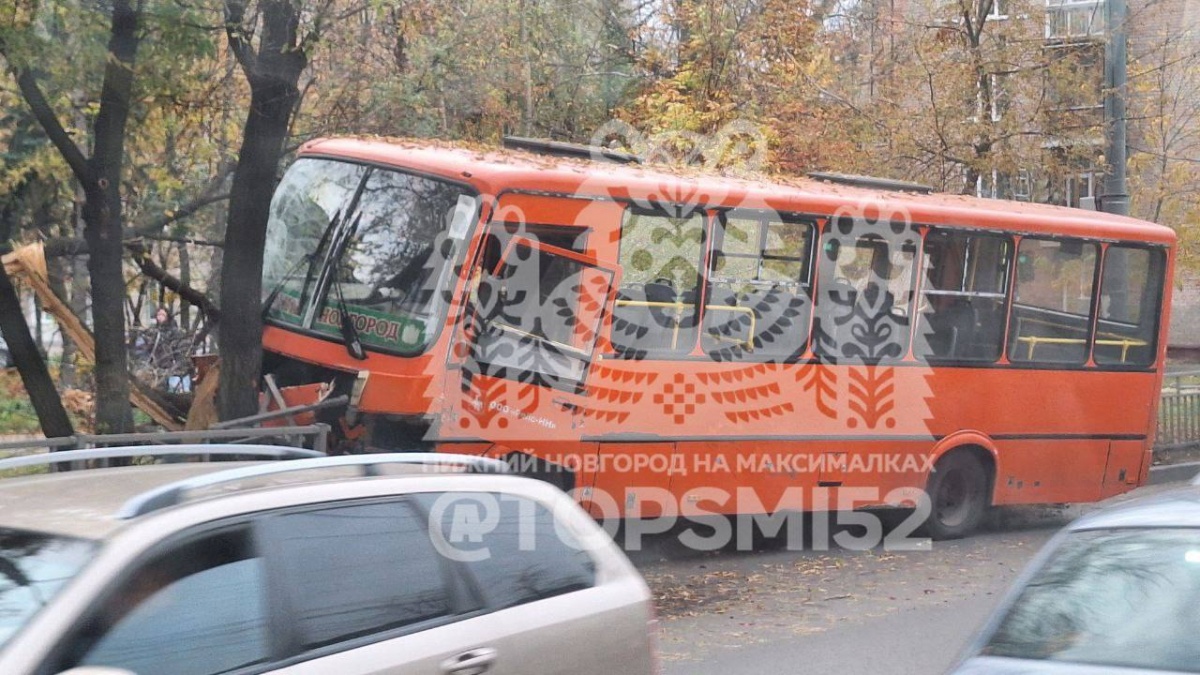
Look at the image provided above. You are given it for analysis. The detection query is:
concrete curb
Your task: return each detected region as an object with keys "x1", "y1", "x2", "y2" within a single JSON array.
[{"x1": 1148, "y1": 461, "x2": 1200, "y2": 485}]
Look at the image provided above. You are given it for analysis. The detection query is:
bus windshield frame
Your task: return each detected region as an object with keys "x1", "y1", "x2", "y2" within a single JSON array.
[{"x1": 262, "y1": 157, "x2": 481, "y2": 357}]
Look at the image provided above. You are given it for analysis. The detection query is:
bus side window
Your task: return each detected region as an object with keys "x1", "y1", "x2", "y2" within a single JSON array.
[
  {"x1": 813, "y1": 224, "x2": 917, "y2": 362},
  {"x1": 610, "y1": 208, "x2": 706, "y2": 358},
  {"x1": 702, "y1": 213, "x2": 813, "y2": 361},
  {"x1": 1094, "y1": 246, "x2": 1164, "y2": 367},
  {"x1": 1008, "y1": 237, "x2": 1098, "y2": 365},
  {"x1": 914, "y1": 231, "x2": 1011, "y2": 362}
]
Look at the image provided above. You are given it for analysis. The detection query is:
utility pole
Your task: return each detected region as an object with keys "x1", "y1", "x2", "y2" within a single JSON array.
[
  {"x1": 1100, "y1": 0, "x2": 1130, "y2": 217},
  {"x1": 1100, "y1": 0, "x2": 1131, "y2": 320}
]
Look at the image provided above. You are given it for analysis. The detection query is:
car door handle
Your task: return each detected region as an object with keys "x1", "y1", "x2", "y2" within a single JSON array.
[{"x1": 441, "y1": 647, "x2": 498, "y2": 675}]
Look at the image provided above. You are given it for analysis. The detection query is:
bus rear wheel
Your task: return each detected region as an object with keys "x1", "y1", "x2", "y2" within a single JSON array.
[{"x1": 922, "y1": 451, "x2": 989, "y2": 540}]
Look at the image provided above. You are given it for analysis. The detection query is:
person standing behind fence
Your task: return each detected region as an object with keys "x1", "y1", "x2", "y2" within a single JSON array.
[{"x1": 148, "y1": 306, "x2": 191, "y2": 392}]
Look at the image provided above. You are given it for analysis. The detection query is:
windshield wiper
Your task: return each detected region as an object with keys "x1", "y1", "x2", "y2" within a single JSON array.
[
  {"x1": 262, "y1": 209, "x2": 342, "y2": 320},
  {"x1": 329, "y1": 212, "x2": 368, "y2": 361}
]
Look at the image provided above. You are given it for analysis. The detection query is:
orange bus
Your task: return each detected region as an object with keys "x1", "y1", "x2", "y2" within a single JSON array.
[{"x1": 259, "y1": 136, "x2": 1175, "y2": 538}]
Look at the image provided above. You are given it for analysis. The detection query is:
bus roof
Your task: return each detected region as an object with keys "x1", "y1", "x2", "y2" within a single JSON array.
[{"x1": 298, "y1": 136, "x2": 1177, "y2": 246}]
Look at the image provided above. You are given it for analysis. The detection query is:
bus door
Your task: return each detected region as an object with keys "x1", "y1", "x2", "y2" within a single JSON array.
[{"x1": 442, "y1": 232, "x2": 618, "y2": 474}]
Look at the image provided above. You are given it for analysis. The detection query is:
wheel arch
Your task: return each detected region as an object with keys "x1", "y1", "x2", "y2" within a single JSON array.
[{"x1": 929, "y1": 431, "x2": 999, "y2": 506}]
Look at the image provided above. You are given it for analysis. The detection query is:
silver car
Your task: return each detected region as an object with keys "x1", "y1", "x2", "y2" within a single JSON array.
[
  {"x1": 0, "y1": 448, "x2": 657, "y2": 675},
  {"x1": 951, "y1": 484, "x2": 1200, "y2": 674}
]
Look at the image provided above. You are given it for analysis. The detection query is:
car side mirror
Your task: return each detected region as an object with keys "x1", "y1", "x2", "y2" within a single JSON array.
[{"x1": 56, "y1": 668, "x2": 136, "y2": 675}]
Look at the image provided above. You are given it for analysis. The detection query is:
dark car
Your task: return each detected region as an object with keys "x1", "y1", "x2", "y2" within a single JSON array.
[{"x1": 951, "y1": 484, "x2": 1200, "y2": 674}]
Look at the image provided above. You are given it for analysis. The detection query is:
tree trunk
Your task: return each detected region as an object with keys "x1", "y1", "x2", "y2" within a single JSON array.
[
  {"x1": 217, "y1": 80, "x2": 299, "y2": 420},
  {"x1": 80, "y1": 0, "x2": 143, "y2": 435},
  {"x1": 217, "y1": 0, "x2": 307, "y2": 421},
  {"x1": 179, "y1": 242, "x2": 192, "y2": 330},
  {"x1": 59, "y1": 188, "x2": 87, "y2": 388},
  {"x1": 0, "y1": 267, "x2": 75, "y2": 439},
  {"x1": 0, "y1": 212, "x2": 74, "y2": 439}
]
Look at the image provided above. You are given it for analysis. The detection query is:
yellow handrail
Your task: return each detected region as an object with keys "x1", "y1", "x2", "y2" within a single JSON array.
[
  {"x1": 1016, "y1": 335, "x2": 1147, "y2": 362},
  {"x1": 615, "y1": 300, "x2": 757, "y2": 350}
]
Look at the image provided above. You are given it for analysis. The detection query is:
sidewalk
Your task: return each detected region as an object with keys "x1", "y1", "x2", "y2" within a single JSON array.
[{"x1": 1149, "y1": 461, "x2": 1200, "y2": 485}]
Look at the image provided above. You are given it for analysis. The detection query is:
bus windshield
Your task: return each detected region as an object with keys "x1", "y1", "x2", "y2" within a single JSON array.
[{"x1": 263, "y1": 158, "x2": 480, "y2": 355}]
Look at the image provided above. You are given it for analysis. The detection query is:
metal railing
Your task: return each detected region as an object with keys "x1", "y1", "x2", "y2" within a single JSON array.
[
  {"x1": 0, "y1": 424, "x2": 331, "y2": 459},
  {"x1": 1159, "y1": 369, "x2": 1200, "y2": 448}
]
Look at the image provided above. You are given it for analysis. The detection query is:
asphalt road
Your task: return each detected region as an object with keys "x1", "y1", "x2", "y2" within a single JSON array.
[{"x1": 633, "y1": 484, "x2": 1179, "y2": 675}]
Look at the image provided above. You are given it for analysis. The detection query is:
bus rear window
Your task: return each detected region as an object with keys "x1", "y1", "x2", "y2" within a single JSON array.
[{"x1": 1095, "y1": 246, "x2": 1164, "y2": 367}]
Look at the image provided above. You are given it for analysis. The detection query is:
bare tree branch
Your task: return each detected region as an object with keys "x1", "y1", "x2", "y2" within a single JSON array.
[{"x1": 126, "y1": 240, "x2": 220, "y2": 321}]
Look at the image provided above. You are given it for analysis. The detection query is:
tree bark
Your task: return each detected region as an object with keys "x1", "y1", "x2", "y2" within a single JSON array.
[
  {"x1": 0, "y1": 266, "x2": 75, "y2": 439},
  {"x1": 0, "y1": 210, "x2": 74, "y2": 439},
  {"x1": 80, "y1": 0, "x2": 143, "y2": 434},
  {"x1": 217, "y1": 0, "x2": 308, "y2": 421}
]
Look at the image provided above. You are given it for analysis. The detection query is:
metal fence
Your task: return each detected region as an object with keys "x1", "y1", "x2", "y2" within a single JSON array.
[
  {"x1": 0, "y1": 424, "x2": 331, "y2": 458},
  {"x1": 1159, "y1": 369, "x2": 1200, "y2": 448}
]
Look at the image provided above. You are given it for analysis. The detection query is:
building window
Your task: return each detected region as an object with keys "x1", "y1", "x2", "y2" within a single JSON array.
[
  {"x1": 1013, "y1": 170, "x2": 1033, "y2": 201},
  {"x1": 1063, "y1": 172, "x2": 1096, "y2": 209},
  {"x1": 1046, "y1": 0, "x2": 1106, "y2": 40}
]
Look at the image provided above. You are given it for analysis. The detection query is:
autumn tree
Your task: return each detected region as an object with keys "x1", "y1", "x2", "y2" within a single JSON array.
[
  {"x1": 217, "y1": 0, "x2": 317, "y2": 421},
  {"x1": 0, "y1": 0, "x2": 145, "y2": 433}
]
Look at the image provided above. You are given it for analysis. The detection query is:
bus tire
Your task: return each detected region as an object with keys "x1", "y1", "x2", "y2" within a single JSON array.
[{"x1": 921, "y1": 451, "x2": 989, "y2": 540}]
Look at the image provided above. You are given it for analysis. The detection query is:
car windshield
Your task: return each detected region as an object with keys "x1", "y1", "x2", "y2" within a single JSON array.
[
  {"x1": 0, "y1": 528, "x2": 96, "y2": 651},
  {"x1": 262, "y1": 158, "x2": 480, "y2": 354},
  {"x1": 982, "y1": 527, "x2": 1200, "y2": 672}
]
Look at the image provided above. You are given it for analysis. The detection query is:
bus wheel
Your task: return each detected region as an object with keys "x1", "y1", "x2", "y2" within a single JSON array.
[{"x1": 922, "y1": 452, "x2": 989, "y2": 540}]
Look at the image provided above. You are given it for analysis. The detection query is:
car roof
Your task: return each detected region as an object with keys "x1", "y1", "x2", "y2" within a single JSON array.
[
  {"x1": 0, "y1": 461, "x2": 512, "y2": 540},
  {"x1": 299, "y1": 136, "x2": 1178, "y2": 246},
  {"x1": 1067, "y1": 485, "x2": 1200, "y2": 532},
  {"x1": 0, "y1": 463, "x2": 259, "y2": 540}
]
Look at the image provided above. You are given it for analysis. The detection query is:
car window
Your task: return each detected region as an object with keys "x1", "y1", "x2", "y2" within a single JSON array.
[
  {"x1": 982, "y1": 527, "x2": 1200, "y2": 672},
  {"x1": 420, "y1": 492, "x2": 596, "y2": 610},
  {"x1": 0, "y1": 529, "x2": 96, "y2": 650},
  {"x1": 64, "y1": 528, "x2": 269, "y2": 675},
  {"x1": 264, "y1": 500, "x2": 452, "y2": 650}
]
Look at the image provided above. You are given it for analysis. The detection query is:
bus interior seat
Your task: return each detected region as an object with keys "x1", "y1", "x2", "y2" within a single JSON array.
[
  {"x1": 702, "y1": 287, "x2": 750, "y2": 356},
  {"x1": 922, "y1": 298, "x2": 975, "y2": 358},
  {"x1": 611, "y1": 286, "x2": 651, "y2": 355},
  {"x1": 744, "y1": 285, "x2": 810, "y2": 355},
  {"x1": 644, "y1": 282, "x2": 677, "y2": 328},
  {"x1": 814, "y1": 279, "x2": 858, "y2": 357}
]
